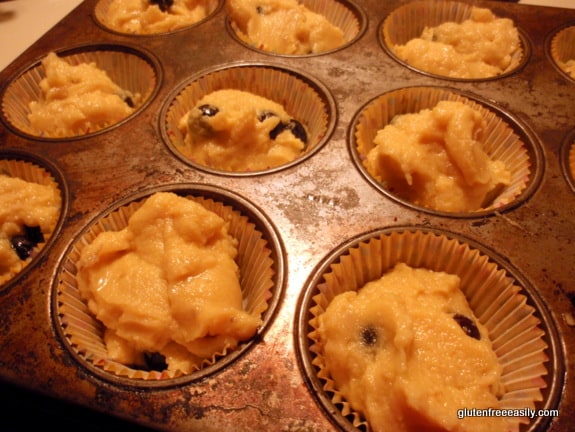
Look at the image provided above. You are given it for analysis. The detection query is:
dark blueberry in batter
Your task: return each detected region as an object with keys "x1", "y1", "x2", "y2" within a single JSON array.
[
  {"x1": 257, "y1": 110, "x2": 278, "y2": 122},
  {"x1": 143, "y1": 352, "x2": 168, "y2": 371},
  {"x1": 150, "y1": 0, "x2": 173, "y2": 12},
  {"x1": 285, "y1": 119, "x2": 307, "y2": 145},
  {"x1": 124, "y1": 96, "x2": 135, "y2": 108},
  {"x1": 198, "y1": 104, "x2": 219, "y2": 117},
  {"x1": 269, "y1": 119, "x2": 308, "y2": 147},
  {"x1": 360, "y1": 325, "x2": 378, "y2": 346},
  {"x1": 453, "y1": 313, "x2": 481, "y2": 340},
  {"x1": 11, "y1": 225, "x2": 44, "y2": 260}
]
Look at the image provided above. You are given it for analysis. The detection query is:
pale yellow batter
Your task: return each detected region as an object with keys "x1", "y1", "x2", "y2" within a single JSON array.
[
  {"x1": 76, "y1": 192, "x2": 261, "y2": 373},
  {"x1": 393, "y1": 7, "x2": 520, "y2": 79},
  {"x1": 178, "y1": 89, "x2": 308, "y2": 172},
  {"x1": 28, "y1": 52, "x2": 141, "y2": 138},
  {"x1": 363, "y1": 100, "x2": 511, "y2": 212},
  {"x1": 104, "y1": 0, "x2": 211, "y2": 34},
  {"x1": 226, "y1": 0, "x2": 345, "y2": 55},
  {"x1": 317, "y1": 263, "x2": 509, "y2": 432},
  {"x1": 0, "y1": 174, "x2": 61, "y2": 285}
]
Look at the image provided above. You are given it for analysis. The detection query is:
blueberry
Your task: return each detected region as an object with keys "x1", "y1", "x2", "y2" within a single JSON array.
[
  {"x1": 150, "y1": 0, "x2": 173, "y2": 12},
  {"x1": 453, "y1": 313, "x2": 481, "y2": 340},
  {"x1": 269, "y1": 119, "x2": 308, "y2": 147},
  {"x1": 10, "y1": 226, "x2": 44, "y2": 260},
  {"x1": 360, "y1": 325, "x2": 378, "y2": 346},
  {"x1": 257, "y1": 110, "x2": 278, "y2": 122},
  {"x1": 143, "y1": 352, "x2": 167, "y2": 371},
  {"x1": 198, "y1": 104, "x2": 219, "y2": 117},
  {"x1": 124, "y1": 96, "x2": 134, "y2": 108}
]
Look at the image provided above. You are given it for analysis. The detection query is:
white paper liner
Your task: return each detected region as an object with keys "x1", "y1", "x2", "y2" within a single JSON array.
[
  {"x1": 1, "y1": 46, "x2": 158, "y2": 139},
  {"x1": 93, "y1": 0, "x2": 222, "y2": 35},
  {"x1": 162, "y1": 64, "x2": 333, "y2": 174},
  {"x1": 352, "y1": 86, "x2": 532, "y2": 214},
  {"x1": 550, "y1": 25, "x2": 575, "y2": 80},
  {"x1": 381, "y1": 0, "x2": 526, "y2": 80},
  {"x1": 55, "y1": 190, "x2": 276, "y2": 382},
  {"x1": 227, "y1": 0, "x2": 363, "y2": 56},
  {"x1": 305, "y1": 229, "x2": 550, "y2": 431},
  {"x1": 0, "y1": 157, "x2": 63, "y2": 287}
]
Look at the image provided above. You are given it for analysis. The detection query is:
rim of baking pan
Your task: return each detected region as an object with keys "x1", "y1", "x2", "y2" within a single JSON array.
[
  {"x1": 50, "y1": 182, "x2": 286, "y2": 389},
  {"x1": 224, "y1": 0, "x2": 368, "y2": 58},
  {"x1": 0, "y1": 148, "x2": 70, "y2": 294},
  {"x1": 0, "y1": 43, "x2": 163, "y2": 142},
  {"x1": 347, "y1": 85, "x2": 545, "y2": 219},
  {"x1": 294, "y1": 225, "x2": 565, "y2": 432},
  {"x1": 158, "y1": 61, "x2": 338, "y2": 177}
]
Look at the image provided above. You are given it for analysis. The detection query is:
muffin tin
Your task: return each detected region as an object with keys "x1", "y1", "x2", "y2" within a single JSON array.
[{"x1": 0, "y1": 0, "x2": 574, "y2": 431}]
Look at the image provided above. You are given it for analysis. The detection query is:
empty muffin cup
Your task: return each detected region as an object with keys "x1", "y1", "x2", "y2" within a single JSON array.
[
  {"x1": 296, "y1": 227, "x2": 562, "y2": 432},
  {"x1": 53, "y1": 184, "x2": 285, "y2": 387},
  {"x1": 93, "y1": 0, "x2": 223, "y2": 36},
  {"x1": 225, "y1": 0, "x2": 366, "y2": 56},
  {"x1": 160, "y1": 62, "x2": 336, "y2": 175},
  {"x1": 0, "y1": 44, "x2": 161, "y2": 140},
  {"x1": 380, "y1": 0, "x2": 529, "y2": 81},
  {"x1": 549, "y1": 24, "x2": 575, "y2": 82},
  {"x1": 350, "y1": 86, "x2": 540, "y2": 217},
  {"x1": 0, "y1": 149, "x2": 67, "y2": 290}
]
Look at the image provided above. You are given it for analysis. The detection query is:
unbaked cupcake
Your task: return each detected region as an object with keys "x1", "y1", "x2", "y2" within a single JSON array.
[
  {"x1": 297, "y1": 227, "x2": 561, "y2": 432},
  {"x1": 549, "y1": 24, "x2": 575, "y2": 81},
  {"x1": 161, "y1": 63, "x2": 336, "y2": 175},
  {"x1": 94, "y1": 0, "x2": 222, "y2": 35},
  {"x1": 0, "y1": 44, "x2": 160, "y2": 140},
  {"x1": 380, "y1": 0, "x2": 528, "y2": 80},
  {"x1": 53, "y1": 184, "x2": 284, "y2": 385},
  {"x1": 0, "y1": 151, "x2": 66, "y2": 289},
  {"x1": 350, "y1": 86, "x2": 538, "y2": 216},
  {"x1": 225, "y1": 0, "x2": 366, "y2": 56}
]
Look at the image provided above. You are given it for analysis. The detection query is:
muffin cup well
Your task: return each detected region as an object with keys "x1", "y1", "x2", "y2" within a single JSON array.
[
  {"x1": 296, "y1": 227, "x2": 563, "y2": 432},
  {"x1": 0, "y1": 149, "x2": 67, "y2": 291},
  {"x1": 0, "y1": 43, "x2": 161, "y2": 141},
  {"x1": 549, "y1": 23, "x2": 575, "y2": 82},
  {"x1": 52, "y1": 184, "x2": 285, "y2": 387},
  {"x1": 226, "y1": 0, "x2": 367, "y2": 57},
  {"x1": 93, "y1": 0, "x2": 223, "y2": 36},
  {"x1": 160, "y1": 62, "x2": 336, "y2": 176},
  {"x1": 379, "y1": 0, "x2": 530, "y2": 81},
  {"x1": 349, "y1": 86, "x2": 542, "y2": 217}
]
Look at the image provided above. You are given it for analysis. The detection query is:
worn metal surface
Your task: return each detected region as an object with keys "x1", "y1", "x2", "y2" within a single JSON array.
[{"x1": 0, "y1": 0, "x2": 573, "y2": 430}]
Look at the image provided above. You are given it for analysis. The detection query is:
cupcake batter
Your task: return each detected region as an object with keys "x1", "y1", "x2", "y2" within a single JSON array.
[
  {"x1": 0, "y1": 174, "x2": 61, "y2": 285},
  {"x1": 104, "y1": 0, "x2": 212, "y2": 34},
  {"x1": 28, "y1": 52, "x2": 141, "y2": 138},
  {"x1": 317, "y1": 263, "x2": 509, "y2": 432},
  {"x1": 393, "y1": 7, "x2": 520, "y2": 79},
  {"x1": 226, "y1": 0, "x2": 345, "y2": 54},
  {"x1": 178, "y1": 89, "x2": 308, "y2": 172},
  {"x1": 363, "y1": 100, "x2": 511, "y2": 212},
  {"x1": 76, "y1": 192, "x2": 261, "y2": 373}
]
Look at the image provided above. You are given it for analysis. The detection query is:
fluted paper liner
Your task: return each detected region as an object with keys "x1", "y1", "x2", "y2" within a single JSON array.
[
  {"x1": 303, "y1": 229, "x2": 551, "y2": 431},
  {"x1": 352, "y1": 86, "x2": 533, "y2": 215},
  {"x1": 161, "y1": 63, "x2": 335, "y2": 174},
  {"x1": 0, "y1": 154, "x2": 64, "y2": 288},
  {"x1": 550, "y1": 25, "x2": 575, "y2": 81},
  {"x1": 94, "y1": 0, "x2": 222, "y2": 35},
  {"x1": 380, "y1": 0, "x2": 527, "y2": 81},
  {"x1": 1, "y1": 45, "x2": 159, "y2": 140},
  {"x1": 226, "y1": 0, "x2": 365, "y2": 56},
  {"x1": 55, "y1": 187, "x2": 279, "y2": 384}
]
